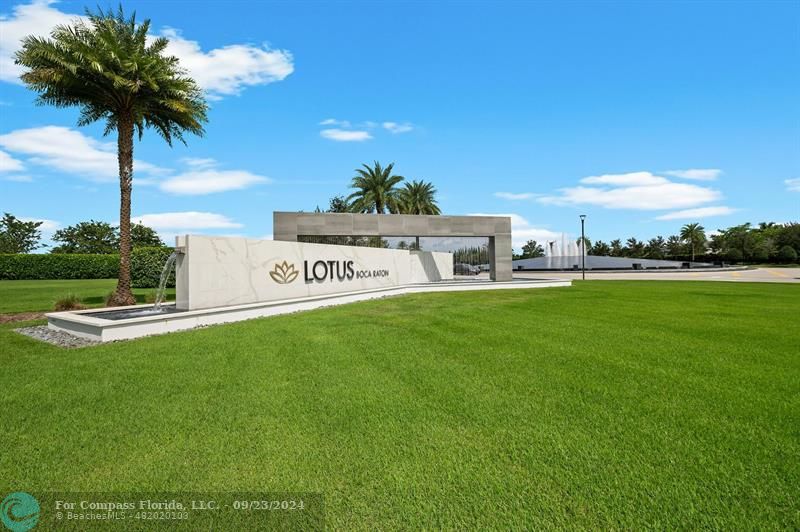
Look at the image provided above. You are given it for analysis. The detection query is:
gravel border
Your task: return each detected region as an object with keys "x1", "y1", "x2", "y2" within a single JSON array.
[{"x1": 16, "y1": 325, "x2": 100, "y2": 348}]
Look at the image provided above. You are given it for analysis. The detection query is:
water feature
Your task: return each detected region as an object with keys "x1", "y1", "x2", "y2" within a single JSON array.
[
  {"x1": 84, "y1": 251, "x2": 181, "y2": 321},
  {"x1": 153, "y1": 251, "x2": 178, "y2": 311}
]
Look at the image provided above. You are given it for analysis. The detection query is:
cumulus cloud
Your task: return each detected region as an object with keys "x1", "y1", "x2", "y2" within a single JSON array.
[
  {"x1": 538, "y1": 170, "x2": 722, "y2": 210},
  {"x1": 132, "y1": 211, "x2": 243, "y2": 230},
  {"x1": 664, "y1": 168, "x2": 722, "y2": 181},
  {"x1": 0, "y1": 126, "x2": 167, "y2": 182},
  {"x1": 785, "y1": 178, "x2": 800, "y2": 192},
  {"x1": 320, "y1": 129, "x2": 372, "y2": 142},
  {"x1": 159, "y1": 167, "x2": 269, "y2": 195},
  {"x1": 160, "y1": 28, "x2": 293, "y2": 99},
  {"x1": 494, "y1": 192, "x2": 538, "y2": 201},
  {"x1": 655, "y1": 206, "x2": 737, "y2": 220},
  {"x1": 469, "y1": 212, "x2": 560, "y2": 249},
  {"x1": 0, "y1": 149, "x2": 25, "y2": 172},
  {"x1": 0, "y1": 0, "x2": 76, "y2": 83},
  {"x1": 0, "y1": 1, "x2": 293, "y2": 98},
  {"x1": 382, "y1": 121, "x2": 413, "y2": 134}
]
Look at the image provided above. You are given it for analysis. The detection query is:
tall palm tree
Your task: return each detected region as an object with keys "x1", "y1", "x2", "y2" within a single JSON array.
[
  {"x1": 347, "y1": 161, "x2": 404, "y2": 214},
  {"x1": 397, "y1": 180, "x2": 441, "y2": 215},
  {"x1": 680, "y1": 222, "x2": 707, "y2": 262},
  {"x1": 15, "y1": 7, "x2": 207, "y2": 305}
]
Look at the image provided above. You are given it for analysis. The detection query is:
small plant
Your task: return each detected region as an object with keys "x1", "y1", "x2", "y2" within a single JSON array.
[
  {"x1": 53, "y1": 294, "x2": 86, "y2": 311},
  {"x1": 144, "y1": 291, "x2": 158, "y2": 304}
]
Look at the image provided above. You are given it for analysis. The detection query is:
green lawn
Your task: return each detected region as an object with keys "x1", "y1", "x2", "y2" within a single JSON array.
[
  {"x1": 0, "y1": 278, "x2": 174, "y2": 314},
  {"x1": 1, "y1": 281, "x2": 798, "y2": 529}
]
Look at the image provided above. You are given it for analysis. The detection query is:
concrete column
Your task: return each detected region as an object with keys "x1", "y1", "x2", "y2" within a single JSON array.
[{"x1": 492, "y1": 233, "x2": 513, "y2": 281}]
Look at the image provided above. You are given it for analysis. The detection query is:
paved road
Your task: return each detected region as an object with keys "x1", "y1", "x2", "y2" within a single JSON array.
[{"x1": 511, "y1": 267, "x2": 800, "y2": 283}]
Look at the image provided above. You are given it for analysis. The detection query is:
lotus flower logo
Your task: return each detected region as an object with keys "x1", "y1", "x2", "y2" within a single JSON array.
[{"x1": 270, "y1": 261, "x2": 299, "y2": 284}]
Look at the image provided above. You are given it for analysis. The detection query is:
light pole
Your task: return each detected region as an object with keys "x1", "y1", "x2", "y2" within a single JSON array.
[{"x1": 579, "y1": 214, "x2": 586, "y2": 280}]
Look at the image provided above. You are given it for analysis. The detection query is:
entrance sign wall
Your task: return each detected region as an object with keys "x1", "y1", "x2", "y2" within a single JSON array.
[{"x1": 175, "y1": 235, "x2": 453, "y2": 310}]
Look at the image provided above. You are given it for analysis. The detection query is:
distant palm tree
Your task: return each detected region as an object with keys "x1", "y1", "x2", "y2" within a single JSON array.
[
  {"x1": 398, "y1": 180, "x2": 441, "y2": 215},
  {"x1": 15, "y1": 7, "x2": 207, "y2": 305},
  {"x1": 347, "y1": 161, "x2": 404, "y2": 214},
  {"x1": 680, "y1": 223, "x2": 707, "y2": 262}
]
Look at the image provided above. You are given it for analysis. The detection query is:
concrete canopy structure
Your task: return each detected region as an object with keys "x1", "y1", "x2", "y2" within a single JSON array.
[{"x1": 274, "y1": 212, "x2": 513, "y2": 281}]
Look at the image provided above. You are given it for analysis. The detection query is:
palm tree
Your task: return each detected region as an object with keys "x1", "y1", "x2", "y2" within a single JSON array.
[
  {"x1": 15, "y1": 7, "x2": 207, "y2": 305},
  {"x1": 680, "y1": 223, "x2": 707, "y2": 262},
  {"x1": 347, "y1": 161, "x2": 404, "y2": 214},
  {"x1": 397, "y1": 180, "x2": 441, "y2": 215}
]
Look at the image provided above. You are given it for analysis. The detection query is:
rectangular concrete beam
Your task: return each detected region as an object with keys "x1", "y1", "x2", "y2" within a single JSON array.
[{"x1": 273, "y1": 212, "x2": 513, "y2": 281}]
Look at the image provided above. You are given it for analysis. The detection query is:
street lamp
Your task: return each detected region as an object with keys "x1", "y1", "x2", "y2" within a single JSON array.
[{"x1": 579, "y1": 214, "x2": 586, "y2": 280}]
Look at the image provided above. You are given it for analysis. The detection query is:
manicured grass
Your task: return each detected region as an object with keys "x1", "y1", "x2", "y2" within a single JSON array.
[
  {"x1": 1, "y1": 281, "x2": 798, "y2": 528},
  {"x1": 0, "y1": 278, "x2": 174, "y2": 314}
]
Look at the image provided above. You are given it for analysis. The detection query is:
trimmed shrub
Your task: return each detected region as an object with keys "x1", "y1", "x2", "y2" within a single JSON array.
[
  {"x1": 131, "y1": 247, "x2": 176, "y2": 288},
  {"x1": 0, "y1": 253, "x2": 119, "y2": 280}
]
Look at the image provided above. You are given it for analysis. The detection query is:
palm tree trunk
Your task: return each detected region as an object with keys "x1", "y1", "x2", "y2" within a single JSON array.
[{"x1": 111, "y1": 113, "x2": 136, "y2": 306}]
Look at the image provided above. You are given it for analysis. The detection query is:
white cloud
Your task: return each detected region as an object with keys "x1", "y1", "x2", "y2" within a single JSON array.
[
  {"x1": 160, "y1": 28, "x2": 293, "y2": 99},
  {"x1": 0, "y1": 149, "x2": 25, "y2": 172},
  {"x1": 181, "y1": 157, "x2": 217, "y2": 169},
  {"x1": 580, "y1": 171, "x2": 669, "y2": 186},
  {"x1": 494, "y1": 192, "x2": 538, "y2": 200},
  {"x1": 382, "y1": 121, "x2": 413, "y2": 134},
  {"x1": 0, "y1": 1, "x2": 293, "y2": 98},
  {"x1": 0, "y1": 126, "x2": 167, "y2": 182},
  {"x1": 19, "y1": 216, "x2": 59, "y2": 231},
  {"x1": 785, "y1": 178, "x2": 800, "y2": 192},
  {"x1": 0, "y1": 0, "x2": 78, "y2": 83},
  {"x1": 469, "y1": 212, "x2": 560, "y2": 249},
  {"x1": 159, "y1": 168, "x2": 269, "y2": 195},
  {"x1": 538, "y1": 170, "x2": 722, "y2": 210},
  {"x1": 320, "y1": 129, "x2": 372, "y2": 142},
  {"x1": 655, "y1": 206, "x2": 737, "y2": 220},
  {"x1": 664, "y1": 168, "x2": 722, "y2": 181},
  {"x1": 319, "y1": 118, "x2": 350, "y2": 127},
  {"x1": 132, "y1": 211, "x2": 243, "y2": 230}
]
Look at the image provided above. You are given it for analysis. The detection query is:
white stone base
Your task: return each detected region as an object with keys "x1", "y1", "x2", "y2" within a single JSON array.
[{"x1": 46, "y1": 278, "x2": 571, "y2": 342}]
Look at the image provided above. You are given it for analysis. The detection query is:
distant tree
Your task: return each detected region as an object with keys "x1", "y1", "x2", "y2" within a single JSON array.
[
  {"x1": 327, "y1": 195, "x2": 350, "y2": 213},
  {"x1": 609, "y1": 239, "x2": 624, "y2": 257},
  {"x1": 680, "y1": 223, "x2": 706, "y2": 262},
  {"x1": 591, "y1": 240, "x2": 611, "y2": 256},
  {"x1": 775, "y1": 222, "x2": 800, "y2": 254},
  {"x1": 624, "y1": 238, "x2": 645, "y2": 258},
  {"x1": 645, "y1": 236, "x2": 666, "y2": 259},
  {"x1": 347, "y1": 161, "x2": 404, "y2": 213},
  {"x1": 665, "y1": 235, "x2": 685, "y2": 258},
  {"x1": 397, "y1": 240, "x2": 408, "y2": 250},
  {"x1": 777, "y1": 245, "x2": 798, "y2": 263},
  {"x1": 51, "y1": 221, "x2": 119, "y2": 254},
  {"x1": 0, "y1": 213, "x2": 43, "y2": 253},
  {"x1": 131, "y1": 223, "x2": 164, "y2": 247},
  {"x1": 520, "y1": 240, "x2": 544, "y2": 259},
  {"x1": 397, "y1": 180, "x2": 441, "y2": 215}
]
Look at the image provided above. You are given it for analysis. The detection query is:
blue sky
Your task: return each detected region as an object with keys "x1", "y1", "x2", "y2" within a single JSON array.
[{"x1": 1, "y1": 0, "x2": 798, "y2": 250}]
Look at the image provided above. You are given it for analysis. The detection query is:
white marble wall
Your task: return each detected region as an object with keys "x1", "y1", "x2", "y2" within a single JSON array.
[
  {"x1": 176, "y1": 236, "x2": 452, "y2": 310},
  {"x1": 410, "y1": 251, "x2": 454, "y2": 282}
]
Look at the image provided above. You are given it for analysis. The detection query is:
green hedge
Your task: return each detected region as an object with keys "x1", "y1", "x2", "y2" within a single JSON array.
[
  {"x1": 131, "y1": 247, "x2": 176, "y2": 289},
  {"x1": 0, "y1": 253, "x2": 120, "y2": 280},
  {"x1": 0, "y1": 247, "x2": 176, "y2": 288}
]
